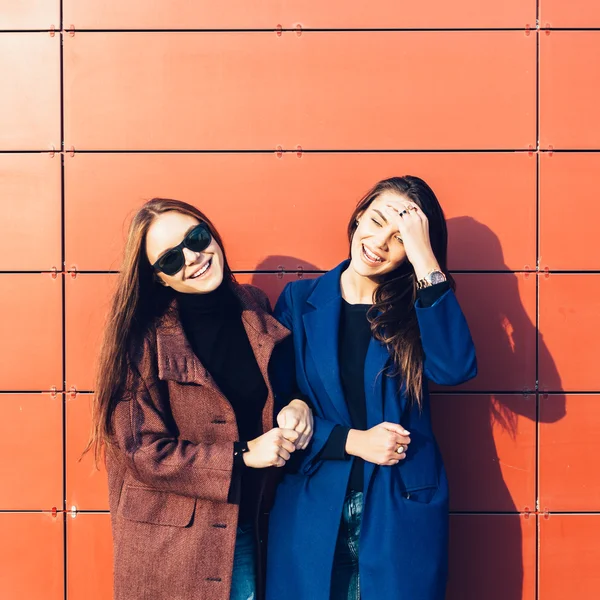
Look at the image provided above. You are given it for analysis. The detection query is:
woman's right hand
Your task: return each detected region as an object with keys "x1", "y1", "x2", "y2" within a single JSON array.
[
  {"x1": 345, "y1": 422, "x2": 411, "y2": 466},
  {"x1": 243, "y1": 428, "x2": 300, "y2": 468}
]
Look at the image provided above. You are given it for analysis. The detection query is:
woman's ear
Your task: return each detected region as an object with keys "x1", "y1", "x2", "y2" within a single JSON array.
[
  {"x1": 355, "y1": 209, "x2": 365, "y2": 225},
  {"x1": 153, "y1": 273, "x2": 169, "y2": 287}
]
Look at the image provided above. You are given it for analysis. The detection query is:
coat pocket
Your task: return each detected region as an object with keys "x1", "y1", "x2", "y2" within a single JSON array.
[
  {"x1": 399, "y1": 483, "x2": 439, "y2": 504},
  {"x1": 120, "y1": 485, "x2": 196, "y2": 527}
]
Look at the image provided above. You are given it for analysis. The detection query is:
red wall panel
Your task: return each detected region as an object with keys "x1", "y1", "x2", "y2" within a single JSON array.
[
  {"x1": 63, "y1": 32, "x2": 535, "y2": 151},
  {"x1": 0, "y1": 274, "x2": 62, "y2": 391},
  {"x1": 67, "y1": 513, "x2": 113, "y2": 600},
  {"x1": 66, "y1": 274, "x2": 117, "y2": 391},
  {"x1": 66, "y1": 393, "x2": 109, "y2": 511},
  {"x1": 540, "y1": 32, "x2": 600, "y2": 149},
  {"x1": 431, "y1": 394, "x2": 536, "y2": 512},
  {"x1": 0, "y1": 393, "x2": 62, "y2": 510},
  {"x1": 447, "y1": 515, "x2": 535, "y2": 600},
  {"x1": 0, "y1": 512, "x2": 64, "y2": 600},
  {"x1": 539, "y1": 274, "x2": 600, "y2": 392},
  {"x1": 0, "y1": 34, "x2": 60, "y2": 150},
  {"x1": 539, "y1": 394, "x2": 600, "y2": 512},
  {"x1": 540, "y1": 0, "x2": 600, "y2": 28},
  {"x1": 539, "y1": 516, "x2": 600, "y2": 600},
  {"x1": 0, "y1": 1, "x2": 59, "y2": 30},
  {"x1": 63, "y1": 0, "x2": 535, "y2": 29},
  {"x1": 65, "y1": 152, "x2": 535, "y2": 272},
  {"x1": 539, "y1": 152, "x2": 600, "y2": 271},
  {"x1": 236, "y1": 273, "x2": 318, "y2": 309},
  {"x1": 0, "y1": 153, "x2": 61, "y2": 270}
]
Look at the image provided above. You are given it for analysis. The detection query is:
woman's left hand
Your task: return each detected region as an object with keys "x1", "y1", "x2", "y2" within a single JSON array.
[
  {"x1": 277, "y1": 400, "x2": 313, "y2": 450},
  {"x1": 383, "y1": 198, "x2": 440, "y2": 280}
]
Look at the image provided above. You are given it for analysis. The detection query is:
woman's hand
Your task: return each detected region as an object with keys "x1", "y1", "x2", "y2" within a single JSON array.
[
  {"x1": 345, "y1": 422, "x2": 411, "y2": 466},
  {"x1": 277, "y1": 399, "x2": 314, "y2": 450},
  {"x1": 383, "y1": 198, "x2": 440, "y2": 280},
  {"x1": 243, "y1": 428, "x2": 300, "y2": 468}
]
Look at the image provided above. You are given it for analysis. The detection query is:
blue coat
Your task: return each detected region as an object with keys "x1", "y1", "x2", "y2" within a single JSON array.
[{"x1": 266, "y1": 261, "x2": 477, "y2": 600}]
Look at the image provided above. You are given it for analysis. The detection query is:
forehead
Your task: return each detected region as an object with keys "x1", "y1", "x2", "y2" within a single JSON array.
[
  {"x1": 369, "y1": 190, "x2": 408, "y2": 210},
  {"x1": 146, "y1": 211, "x2": 200, "y2": 260}
]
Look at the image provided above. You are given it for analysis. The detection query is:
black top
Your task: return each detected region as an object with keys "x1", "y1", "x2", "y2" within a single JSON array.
[
  {"x1": 176, "y1": 282, "x2": 268, "y2": 524},
  {"x1": 319, "y1": 281, "x2": 451, "y2": 492}
]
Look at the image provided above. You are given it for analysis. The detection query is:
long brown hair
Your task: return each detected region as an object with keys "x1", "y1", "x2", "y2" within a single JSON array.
[
  {"x1": 347, "y1": 176, "x2": 454, "y2": 406},
  {"x1": 84, "y1": 198, "x2": 234, "y2": 465}
]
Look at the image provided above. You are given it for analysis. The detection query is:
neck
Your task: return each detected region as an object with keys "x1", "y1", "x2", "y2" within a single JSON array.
[
  {"x1": 175, "y1": 280, "x2": 237, "y2": 313},
  {"x1": 340, "y1": 265, "x2": 378, "y2": 304}
]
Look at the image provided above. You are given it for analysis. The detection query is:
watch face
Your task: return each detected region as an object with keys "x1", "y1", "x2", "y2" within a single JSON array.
[{"x1": 429, "y1": 271, "x2": 446, "y2": 285}]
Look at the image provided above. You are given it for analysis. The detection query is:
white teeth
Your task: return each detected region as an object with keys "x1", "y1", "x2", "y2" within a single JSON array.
[
  {"x1": 363, "y1": 245, "x2": 382, "y2": 263},
  {"x1": 191, "y1": 259, "x2": 211, "y2": 278}
]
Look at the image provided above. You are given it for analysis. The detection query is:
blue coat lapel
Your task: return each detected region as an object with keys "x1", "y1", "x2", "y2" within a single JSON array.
[
  {"x1": 363, "y1": 336, "x2": 393, "y2": 497},
  {"x1": 302, "y1": 262, "x2": 352, "y2": 427}
]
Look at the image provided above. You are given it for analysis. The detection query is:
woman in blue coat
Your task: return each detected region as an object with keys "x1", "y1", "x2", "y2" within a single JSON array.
[{"x1": 267, "y1": 176, "x2": 477, "y2": 600}]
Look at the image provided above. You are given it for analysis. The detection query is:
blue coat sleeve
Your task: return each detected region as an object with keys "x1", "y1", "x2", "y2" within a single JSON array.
[
  {"x1": 272, "y1": 283, "x2": 340, "y2": 476},
  {"x1": 415, "y1": 288, "x2": 477, "y2": 386}
]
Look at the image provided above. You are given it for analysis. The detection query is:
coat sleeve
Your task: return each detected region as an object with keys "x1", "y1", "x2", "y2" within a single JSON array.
[
  {"x1": 415, "y1": 288, "x2": 478, "y2": 386},
  {"x1": 111, "y1": 359, "x2": 234, "y2": 502},
  {"x1": 272, "y1": 283, "x2": 339, "y2": 476}
]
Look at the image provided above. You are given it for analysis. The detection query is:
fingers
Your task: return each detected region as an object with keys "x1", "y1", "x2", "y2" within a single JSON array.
[
  {"x1": 277, "y1": 408, "x2": 300, "y2": 431},
  {"x1": 276, "y1": 412, "x2": 286, "y2": 429},
  {"x1": 392, "y1": 435, "x2": 411, "y2": 446},
  {"x1": 279, "y1": 428, "x2": 300, "y2": 444},
  {"x1": 380, "y1": 422, "x2": 410, "y2": 437},
  {"x1": 296, "y1": 428, "x2": 313, "y2": 450},
  {"x1": 279, "y1": 437, "x2": 297, "y2": 454},
  {"x1": 294, "y1": 417, "x2": 314, "y2": 450},
  {"x1": 383, "y1": 202, "x2": 426, "y2": 228},
  {"x1": 277, "y1": 448, "x2": 291, "y2": 462}
]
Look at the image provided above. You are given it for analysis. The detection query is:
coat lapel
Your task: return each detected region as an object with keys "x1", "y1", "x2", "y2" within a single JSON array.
[
  {"x1": 155, "y1": 287, "x2": 288, "y2": 433},
  {"x1": 363, "y1": 335, "x2": 393, "y2": 497},
  {"x1": 155, "y1": 301, "x2": 216, "y2": 388},
  {"x1": 236, "y1": 285, "x2": 290, "y2": 432},
  {"x1": 303, "y1": 263, "x2": 352, "y2": 427}
]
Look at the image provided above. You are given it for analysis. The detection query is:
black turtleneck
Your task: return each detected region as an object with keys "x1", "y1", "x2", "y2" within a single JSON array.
[{"x1": 176, "y1": 282, "x2": 268, "y2": 524}]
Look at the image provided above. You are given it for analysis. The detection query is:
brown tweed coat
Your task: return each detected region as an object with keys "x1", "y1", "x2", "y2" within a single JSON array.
[{"x1": 105, "y1": 284, "x2": 289, "y2": 600}]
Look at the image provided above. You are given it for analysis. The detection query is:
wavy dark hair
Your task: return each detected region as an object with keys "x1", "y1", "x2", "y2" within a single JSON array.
[
  {"x1": 347, "y1": 176, "x2": 454, "y2": 406},
  {"x1": 84, "y1": 198, "x2": 234, "y2": 465}
]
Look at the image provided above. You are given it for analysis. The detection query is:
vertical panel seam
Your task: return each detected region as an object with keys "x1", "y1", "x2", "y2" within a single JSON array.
[{"x1": 59, "y1": 1, "x2": 68, "y2": 598}]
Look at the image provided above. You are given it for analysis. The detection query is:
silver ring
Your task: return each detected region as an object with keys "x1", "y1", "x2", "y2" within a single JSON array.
[{"x1": 396, "y1": 445, "x2": 405, "y2": 454}]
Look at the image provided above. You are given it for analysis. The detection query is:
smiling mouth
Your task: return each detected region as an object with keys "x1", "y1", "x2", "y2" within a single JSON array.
[
  {"x1": 362, "y1": 244, "x2": 384, "y2": 265},
  {"x1": 189, "y1": 257, "x2": 212, "y2": 279}
]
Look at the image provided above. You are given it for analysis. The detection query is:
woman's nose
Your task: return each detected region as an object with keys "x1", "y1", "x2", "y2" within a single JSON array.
[
  {"x1": 372, "y1": 229, "x2": 390, "y2": 250},
  {"x1": 182, "y1": 247, "x2": 198, "y2": 265}
]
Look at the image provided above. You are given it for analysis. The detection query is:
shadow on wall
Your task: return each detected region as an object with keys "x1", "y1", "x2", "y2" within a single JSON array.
[{"x1": 438, "y1": 216, "x2": 566, "y2": 600}]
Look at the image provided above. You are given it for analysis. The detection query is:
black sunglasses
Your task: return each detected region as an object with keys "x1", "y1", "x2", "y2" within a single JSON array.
[{"x1": 152, "y1": 223, "x2": 212, "y2": 276}]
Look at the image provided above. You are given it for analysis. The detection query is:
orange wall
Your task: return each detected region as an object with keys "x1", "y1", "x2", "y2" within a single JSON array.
[{"x1": 1, "y1": 2, "x2": 599, "y2": 599}]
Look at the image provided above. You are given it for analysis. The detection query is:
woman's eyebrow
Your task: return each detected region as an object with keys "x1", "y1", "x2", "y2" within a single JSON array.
[
  {"x1": 156, "y1": 224, "x2": 197, "y2": 260},
  {"x1": 373, "y1": 209, "x2": 388, "y2": 223}
]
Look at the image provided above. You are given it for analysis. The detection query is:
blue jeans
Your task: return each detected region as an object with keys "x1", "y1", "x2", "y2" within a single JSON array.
[
  {"x1": 330, "y1": 491, "x2": 363, "y2": 600},
  {"x1": 230, "y1": 523, "x2": 257, "y2": 600}
]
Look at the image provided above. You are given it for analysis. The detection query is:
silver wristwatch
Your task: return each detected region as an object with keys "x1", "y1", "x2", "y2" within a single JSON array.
[{"x1": 416, "y1": 269, "x2": 447, "y2": 290}]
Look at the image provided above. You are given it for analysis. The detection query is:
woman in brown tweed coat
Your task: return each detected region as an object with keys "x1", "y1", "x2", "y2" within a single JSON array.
[{"x1": 85, "y1": 198, "x2": 312, "y2": 600}]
